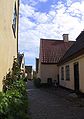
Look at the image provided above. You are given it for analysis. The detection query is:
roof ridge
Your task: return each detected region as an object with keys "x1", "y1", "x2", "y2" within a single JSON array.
[
  {"x1": 40, "y1": 38, "x2": 74, "y2": 42},
  {"x1": 40, "y1": 38, "x2": 62, "y2": 41}
]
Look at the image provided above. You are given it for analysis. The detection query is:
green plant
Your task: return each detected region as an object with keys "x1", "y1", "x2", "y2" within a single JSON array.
[
  {"x1": 0, "y1": 58, "x2": 29, "y2": 119},
  {"x1": 0, "y1": 80, "x2": 29, "y2": 119},
  {"x1": 3, "y1": 58, "x2": 21, "y2": 92}
]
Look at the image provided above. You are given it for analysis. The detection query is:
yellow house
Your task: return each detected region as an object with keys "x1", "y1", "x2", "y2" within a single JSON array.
[
  {"x1": 0, "y1": 0, "x2": 19, "y2": 91},
  {"x1": 35, "y1": 58, "x2": 39, "y2": 78},
  {"x1": 25, "y1": 66, "x2": 32, "y2": 80},
  {"x1": 58, "y1": 31, "x2": 84, "y2": 93},
  {"x1": 18, "y1": 53, "x2": 25, "y2": 75},
  {"x1": 37, "y1": 34, "x2": 74, "y2": 84},
  {"x1": 33, "y1": 70, "x2": 37, "y2": 79},
  {"x1": 36, "y1": 58, "x2": 39, "y2": 74}
]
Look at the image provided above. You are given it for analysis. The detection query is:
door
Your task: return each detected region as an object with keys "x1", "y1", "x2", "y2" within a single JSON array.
[
  {"x1": 57, "y1": 74, "x2": 59, "y2": 85},
  {"x1": 74, "y1": 62, "x2": 79, "y2": 92}
]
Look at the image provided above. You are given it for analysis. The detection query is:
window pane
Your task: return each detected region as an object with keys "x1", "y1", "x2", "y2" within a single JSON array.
[
  {"x1": 66, "y1": 65, "x2": 70, "y2": 80},
  {"x1": 61, "y1": 67, "x2": 64, "y2": 80},
  {"x1": 12, "y1": 2, "x2": 17, "y2": 38}
]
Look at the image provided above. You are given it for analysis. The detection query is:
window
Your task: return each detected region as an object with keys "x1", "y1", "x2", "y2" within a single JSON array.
[
  {"x1": 61, "y1": 67, "x2": 64, "y2": 80},
  {"x1": 66, "y1": 65, "x2": 70, "y2": 80},
  {"x1": 12, "y1": 2, "x2": 17, "y2": 38}
]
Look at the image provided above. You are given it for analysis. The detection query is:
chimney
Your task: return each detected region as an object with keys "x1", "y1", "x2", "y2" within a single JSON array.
[{"x1": 63, "y1": 34, "x2": 69, "y2": 42}]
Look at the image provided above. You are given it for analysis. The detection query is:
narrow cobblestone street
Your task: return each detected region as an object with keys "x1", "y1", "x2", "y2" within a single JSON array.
[{"x1": 27, "y1": 80, "x2": 84, "y2": 119}]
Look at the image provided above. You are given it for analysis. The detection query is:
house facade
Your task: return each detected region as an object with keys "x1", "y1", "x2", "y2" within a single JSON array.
[
  {"x1": 25, "y1": 66, "x2": 33, "y2": 80},
  {"x1": 0, "y1": 0, "x2": 19, "y2": 91},
  {"x1": 58, "y1": 31, "x2": 84, "y2": 93},
  {"x1": 18, "y1": 53, "x2": 25, "y2": 75},
  {"x1": 37, "y1": 34, "x2": 74, "y2": 84},
  {"x1": 36, "y1": 58, "x2": 39, "y2": 74}
]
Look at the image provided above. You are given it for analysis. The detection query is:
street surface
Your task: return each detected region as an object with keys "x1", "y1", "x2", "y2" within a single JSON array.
[{"x1": 27, "y1": 80, "x2": 84, "y2": 119}]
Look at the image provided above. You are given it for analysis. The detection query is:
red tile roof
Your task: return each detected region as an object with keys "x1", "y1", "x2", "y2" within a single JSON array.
[{"x1": 39, "y1": 39, "x2": 74, "y2": 64}]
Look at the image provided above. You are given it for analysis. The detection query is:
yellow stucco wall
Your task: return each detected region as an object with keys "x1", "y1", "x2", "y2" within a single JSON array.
[
  {"x1": 38, "y1": 61, "x2": 58, "y2": 83},
  {"x1": 79, "y1": 56, "x2": 84, "y2": 92},
  {"x1": 59, "y1": 62, "x2": 74, "y2": 90},
  {"x1": 59, "y1": 54, "x2": 84, "y2": 93},
  {"x1": 0, "y1": 0, "x2": 19, "y2": 91}
]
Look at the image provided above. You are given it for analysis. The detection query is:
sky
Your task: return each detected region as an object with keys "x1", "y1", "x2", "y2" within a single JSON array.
[{"x1": 19, "y1": 0, "x2": 84, "y2": 70}]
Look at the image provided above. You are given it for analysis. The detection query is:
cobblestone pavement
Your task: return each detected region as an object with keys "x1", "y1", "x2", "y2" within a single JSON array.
[{"x1": 27, "y1": 80, "x2": 84, "y2": 119}]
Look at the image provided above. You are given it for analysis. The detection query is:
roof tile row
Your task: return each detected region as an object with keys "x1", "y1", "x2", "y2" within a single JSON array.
[{"x1": 40, "y1": 39, "x2": 74, "y2": 64}]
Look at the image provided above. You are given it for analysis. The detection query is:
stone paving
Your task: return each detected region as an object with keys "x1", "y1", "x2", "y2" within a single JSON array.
[{"x1": 27, "y1": 80, "x2": 84, "y2": 119}]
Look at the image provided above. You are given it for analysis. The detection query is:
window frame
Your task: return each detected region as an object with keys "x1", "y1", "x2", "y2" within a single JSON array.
[
  {"x1": 61, "y1": 67, "x2": 64, "y2": 80},
  {"x1": 65, "y1": 65, "x2": 70, "y2": 81},
  {"x1": 12, "y1": 2, "x2": 17, "y2": 38}
]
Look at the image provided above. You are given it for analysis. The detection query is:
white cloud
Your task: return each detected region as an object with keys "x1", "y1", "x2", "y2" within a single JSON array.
[
  {"x1": 67, "y1": 1, "x2": 84, "y2": 19},
  {"x1": 19, "y1": 0, "x2": 84, "y2": 69},
  {"x1": 20, "y1": 3, "x2": 35, "y2": 17},
  {"x1": 66, "y1": 0, "x2": 72, "y2": 6},
  {"x1": 35, "y1": 13, "x2": 48, "y2": 23},
  {"x1": 20, "y1": 17, "x2": 36, "y2": 31},
  {"x1": 39, "y1": 0, "x2": 48, "y2": 2},
  {"x1": 27, "y1": 0, "x2": 38, "y2": 6}
]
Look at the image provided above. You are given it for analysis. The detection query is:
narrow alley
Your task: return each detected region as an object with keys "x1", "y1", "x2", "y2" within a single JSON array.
[{"x1": 27, "y1": 80, "x2": 84, "y2": 119}]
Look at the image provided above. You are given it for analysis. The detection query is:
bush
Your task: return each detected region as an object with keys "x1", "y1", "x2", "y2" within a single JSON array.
[
  {"x1": 24, "y1": 77, "x2": 28, "y2": 82},
  {"x1": 33, "y1": 78, "x2": 41, "y2": 88},
  {"x1": 0, "y1": 79, "x2": 29, "y2": 119},
  {"x1": 0, "y1": 58, "x2": 29, "y2": 119}
]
